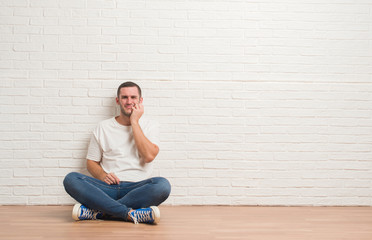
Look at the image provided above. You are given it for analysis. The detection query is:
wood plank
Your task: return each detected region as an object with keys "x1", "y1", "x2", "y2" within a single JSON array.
[{"x1": 1, "y1": 206, "x2": 371, "y2": 240}]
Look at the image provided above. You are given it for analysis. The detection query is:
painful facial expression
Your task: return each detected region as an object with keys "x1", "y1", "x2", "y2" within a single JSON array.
[{"x1": 116, "y1": 87, "x2": 142, "y2": 117}]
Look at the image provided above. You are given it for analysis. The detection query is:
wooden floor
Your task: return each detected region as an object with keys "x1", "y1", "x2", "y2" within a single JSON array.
[{"x1": 1, "y1": 206, "x2": 372, "y2": 240}]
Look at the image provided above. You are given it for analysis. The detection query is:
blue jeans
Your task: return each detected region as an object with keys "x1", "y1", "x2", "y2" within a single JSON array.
[{"x1": 63, "y1": 172, "x2": 171, "y2": 220}]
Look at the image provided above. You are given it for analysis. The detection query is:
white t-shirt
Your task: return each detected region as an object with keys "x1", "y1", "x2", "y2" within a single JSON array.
[{"x1": 86, "y1": 116, "x2": 160, "y2": 182}]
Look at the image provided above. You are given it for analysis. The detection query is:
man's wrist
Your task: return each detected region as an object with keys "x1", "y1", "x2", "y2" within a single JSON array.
[{"x1": 130, "y1": 119, "x2": 139, "y2": 126}]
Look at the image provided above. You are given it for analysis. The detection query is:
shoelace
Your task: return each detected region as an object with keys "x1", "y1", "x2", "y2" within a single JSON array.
[
  {"x1": 80, "y1": 208, "x2": 95, "y2": 220},
  {"x1": 131, "y1": 210, "x2": 152, "y2": 224}
]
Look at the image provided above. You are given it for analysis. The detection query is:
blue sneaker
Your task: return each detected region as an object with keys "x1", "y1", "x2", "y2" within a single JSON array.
[
  {"x1": 129, "y1": 206, "x2": 160, "y2": 224},
  {"x1": 72, "y1": 203, "x2": 103, "y2": 221}
]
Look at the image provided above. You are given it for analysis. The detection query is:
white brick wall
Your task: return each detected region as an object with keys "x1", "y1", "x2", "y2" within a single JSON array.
[{"x1": 1, "y1": 0, "x2": 371, "y2": 206}]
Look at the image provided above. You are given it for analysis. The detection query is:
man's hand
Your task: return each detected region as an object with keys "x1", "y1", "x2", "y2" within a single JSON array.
[
  {"x1": 130, "y1": 102, "x2": 144, "y2": 124},
  {"x1": 103, "y1": 172, "x2": 120, "y2": 185},
  {"x1": 130, "y1": 99, "x2": 159, "y2": 163}
]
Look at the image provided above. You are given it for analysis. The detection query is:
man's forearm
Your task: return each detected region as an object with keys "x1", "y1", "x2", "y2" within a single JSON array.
[
  {"x1": 87, "y1": 159, "x2": 120, "y2": 185},
  {"x1": 131, "y1": 121, "x2": 159, "y2": 163},
  {"x1": 87, "y1": 159, "x2": 107, "y2": 181}
]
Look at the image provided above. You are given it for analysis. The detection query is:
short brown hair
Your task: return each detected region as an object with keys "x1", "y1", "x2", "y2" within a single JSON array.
[{"x1": 117, "y1": 81, "x2": 142, "y2": 98}]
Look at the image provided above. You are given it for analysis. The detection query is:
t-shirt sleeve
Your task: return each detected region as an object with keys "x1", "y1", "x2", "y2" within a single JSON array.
[{"x1": 86, "y1": 133, "x2": 102, "y2": 162}]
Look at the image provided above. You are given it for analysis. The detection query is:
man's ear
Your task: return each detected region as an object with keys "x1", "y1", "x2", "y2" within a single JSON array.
[
  {"x1": 116, "y1": 97, "x2": 119, "y2": 105},
  {"x1": 140, "y1": 97, "x2": 143, "y2": 104}
]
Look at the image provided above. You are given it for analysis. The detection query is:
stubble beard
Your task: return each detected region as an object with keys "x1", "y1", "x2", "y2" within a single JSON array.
[{"x1": 119, "y1": 105, "x2": 132, "y2": 117}]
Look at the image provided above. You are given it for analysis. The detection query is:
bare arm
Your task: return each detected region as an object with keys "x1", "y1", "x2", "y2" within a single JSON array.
[
  {"x1": 130, "y1": 102, "x2": 159, "y2": 163},
  {"x1": 131, "y1": 121, "x2": 159, "y2": 163},
  {"x1": 87, "y1": 159, "x2": 120, "y2": 185}
]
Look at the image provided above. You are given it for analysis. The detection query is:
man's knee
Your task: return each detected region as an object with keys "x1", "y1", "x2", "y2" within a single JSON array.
[
  {"x1": 63, "y1": 172, "x2": 81, "y2": 189},
  {"x1": 153, "y1": 177, "x2": 171, "y2": 199}
]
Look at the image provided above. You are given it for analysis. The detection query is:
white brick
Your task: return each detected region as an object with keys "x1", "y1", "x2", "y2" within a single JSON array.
[
  {"x1": 173, "y1": 197, "x2": 203, "y2": 205},
  {"x1": 0, "y1": 1, "x2": 372, "y2": 206},
  {"x1": 0, "y1": 196, "x2": 28, "y2": 205},
  {"x1": 0, "y1": 150, "x2": 14, "y2": 159},
  {"x1": 12, "y1": 132, "x2": 41, "y2": 140},
  {"x1": 0, "y1": 105, "x2": 29, "y2": 114},
  {"x1": 14, "y1": 96, "x2": 42, "y2": 105},
  {"x1": 174, "y1": 160, "x2": 203, "y2": 169},
  {"x1": 59, "y1": 159, "x2": 84, "y2": 168},
  {"x1": 0, "y1": 178, "x2": 29, "y2": 186},
  {"x1": 9, "y1": 147, "x2": 37, "y2": 162},
  {"x1": 30, "y1": 159, "x2": 59, "y2": 168},
  {"x1": 89, "y1": 71, "x2": 117, "y2": 79},
  {"x1": 43, "y1": 133, "x2": 73, "y2": 141},
  {"x1": 0, "y1": 141, "x2": 28, "y2": 150},
  {"x1": 60, "y1": 141, "x2": 88, "y2": 150},
  {"x1": 43, "y1": 187, "x2": 66, "y2": 195},
  {"x1": 60, "y1": 106, "x2": 89, "y2": 115},
  {"x1": 0, "y1": 169, "x2": 13, "y2": 178},
  {"x1": 0, "y1": 96, "x2": 12, "y2": 105},
  {"x1": 29, "y1": 141, "x2": 60, "y2": 150},
  {"x1": 188, "y1": 187, "x2": 216, "y2": 196},
  {"x1": 44, "y1": 97, "x2": 72, "y2": 106},
  {"x1": 0, "y1": 88, "x2": 28, "y2": 96},
  {"x1": 44, "y1": 115, "x2": 73, "y2": 123},
  {"x1": 188, "y1": 169, "x2": 216, "y2": 178},
  {"x1": 172, "y1": 178, "x2": 202, "y2": 187},
  {"x1": 72, "y1": 97, "x2": 101, "y2": 106},
  {"x1": 217, "y1": 187, "x2": 245, "y2": 196},
  {"x1": 58, "y1": 196, "x2": 76, "y2": 205},
  {"x1": 14, "y1": 168, "x2": 43, "y2": 177},
  {"x1": 203, "y1": 196, "x2": 231, "y2": 205},
  {"x1": 102, "y1": 62, "x2": 128, "y2": 71},
  {"x1": 203, "y1": 160, "x2": 230, "y2": 169},
  {"x1": 29, "y1": 196, "x2": 59, "y2": 205},
  {"x1": 88, "y1": 107, "x2": 114, "y2": 116},
  {"x1": 159, "y1": 170, "x2": 187, "y2": 178},
  {"x1": 13, "y1": 187, "x2": 42, "y2": 196},
  {"x1": 59, "y1": 89, "x2": 88, "y2": 97},
  {"x1": 29, "y1": 177, "x2": 59, "y2": 186},
  {"x1": 88, "y1": 89, "x2": 115, "y2": 98},
  {"x1": 43, "y1": 168, "x2": 74, "y2": 177}
]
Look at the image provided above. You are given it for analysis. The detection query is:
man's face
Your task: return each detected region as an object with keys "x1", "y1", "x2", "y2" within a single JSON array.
[{"x1": 116, "y1": 87, "x2": 142, "y2": 117}]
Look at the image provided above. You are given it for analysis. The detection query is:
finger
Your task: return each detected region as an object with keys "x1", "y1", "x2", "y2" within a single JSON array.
[
  {"x1": 111, "y1": 173, "x2": 120, "y2": 184},
  {"x1": 104, "y1": 177, "x2": 112, "y2": 185},
  {"x1": 109, "y1": 173, "x2": 118, "y2": 184},
  {"x1": 107, "y1": 174, "x2": 116, "y2": 183},
  {"x1": 109, "y1": 173, "x2": 120, "y2": 184},
  {"x1": 112, "y1": 174, "x2": 120, "y2": 184},
  {"x1": 107, "y1": 174, "x2": 116, "y2": 184}
]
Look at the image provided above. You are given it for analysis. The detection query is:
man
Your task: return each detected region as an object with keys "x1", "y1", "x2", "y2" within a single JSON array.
[{"x1": 63, "y1": 81, "x2": 171, "y2": 224}]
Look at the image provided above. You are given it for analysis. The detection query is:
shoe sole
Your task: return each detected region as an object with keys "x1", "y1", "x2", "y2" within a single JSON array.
[
  {"x1": 150, "y1": 206, "x2": 160, "y2": 224},
  {"x1": 72, "y1": 203, "x2": 81, "y2": 221}
]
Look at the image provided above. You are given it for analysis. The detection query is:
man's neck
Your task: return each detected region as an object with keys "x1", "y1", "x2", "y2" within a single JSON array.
[{"x1": 115, "y1": 114, "x2": 131, "y2": 126}]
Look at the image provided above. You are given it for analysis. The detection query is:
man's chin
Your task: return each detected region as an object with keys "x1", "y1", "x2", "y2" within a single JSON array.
[{"x1": 121, "y1": 110, "x2": 132, "y2": 117}]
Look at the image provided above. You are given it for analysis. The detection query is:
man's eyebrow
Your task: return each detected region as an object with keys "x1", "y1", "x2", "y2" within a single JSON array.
[{"x1": 121, "y1": 95, "x2": 138, "y2": 98}]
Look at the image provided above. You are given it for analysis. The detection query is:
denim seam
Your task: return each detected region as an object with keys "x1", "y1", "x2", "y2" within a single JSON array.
[
  {"x1": 118, "y1": 179, "x2": 153, "y2": 190},
  {"x1": 79, "y1": 176, "x2": 119, "y2": 190}
]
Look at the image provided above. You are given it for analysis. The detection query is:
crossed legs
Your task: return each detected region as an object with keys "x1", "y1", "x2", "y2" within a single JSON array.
[{"x1": 63, "y1": 172, "x2": 171, "y2": 221}]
